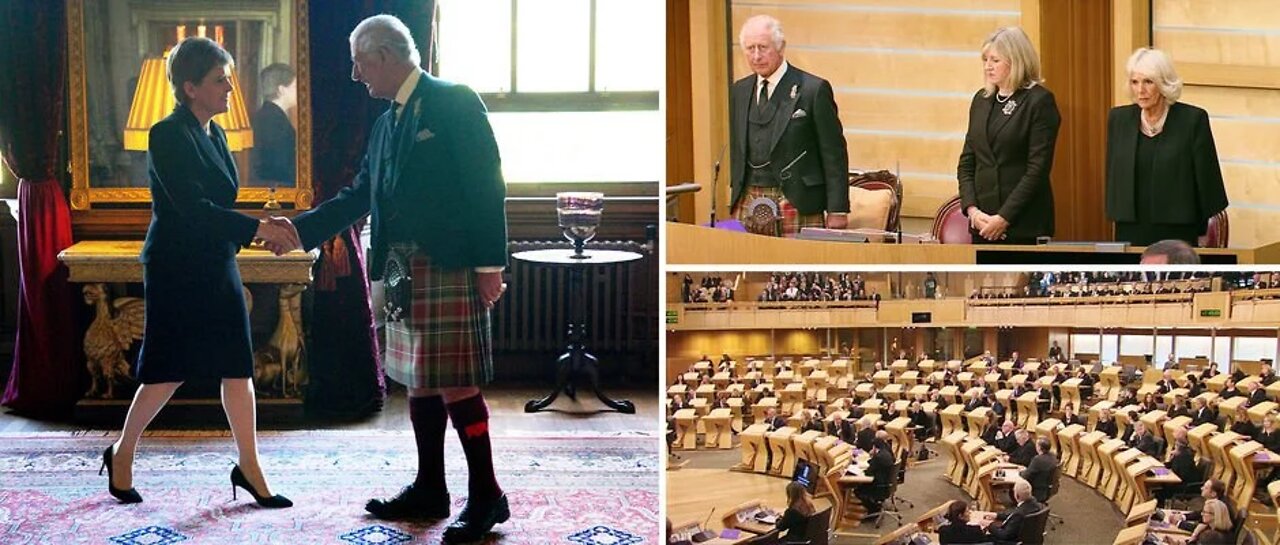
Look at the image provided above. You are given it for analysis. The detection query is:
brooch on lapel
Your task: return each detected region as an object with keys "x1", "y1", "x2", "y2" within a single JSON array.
[
  {"x1": 1002, "y1": 99, "x2": 1018, "y2": 116},
  {"x1": 790, "y1": 84, "x2": 798, "y2": 100}
]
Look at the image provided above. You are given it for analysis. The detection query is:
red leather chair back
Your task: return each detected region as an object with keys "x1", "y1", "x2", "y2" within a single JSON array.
[
  {"x1": 931, "y1": 196, "x2": 973, "y2": 244},
  {"x1": 1199, "y1": 210, "x2": 1229, "y2": 248}
]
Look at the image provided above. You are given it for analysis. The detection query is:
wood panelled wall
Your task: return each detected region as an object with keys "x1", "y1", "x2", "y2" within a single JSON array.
[
  {"x1": 727, "y1": 0, "x2": 1023, "y2": 224},
  {"x1": 1150, "y1": 0, "x2": 1280, "y2": 249}
]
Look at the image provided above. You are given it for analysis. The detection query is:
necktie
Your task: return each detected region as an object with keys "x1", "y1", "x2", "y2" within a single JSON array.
[{"x1": 757, "y1": 80, "x2": 769, "y2": 110}]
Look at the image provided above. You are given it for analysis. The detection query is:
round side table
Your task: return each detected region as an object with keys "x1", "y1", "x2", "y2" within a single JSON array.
[{"x1": 512, "y1": 248, "x2": 643, "y2": 414}]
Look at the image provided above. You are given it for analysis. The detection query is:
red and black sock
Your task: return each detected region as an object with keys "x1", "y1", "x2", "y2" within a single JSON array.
[
  {"x1": 408, "y1": 394, "x2": 448, "y2": 492},
  {"x1": 445, "y1": 393, "x2": 503, "y2": 502}
]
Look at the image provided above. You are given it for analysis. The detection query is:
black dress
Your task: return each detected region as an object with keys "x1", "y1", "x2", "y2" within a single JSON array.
[
  {"x1": 1116, "y1": 132, "x2": 1200, "y2": 245},
  {"x1": 135, "y1": 105, "x2": 260, "y2": 383}
]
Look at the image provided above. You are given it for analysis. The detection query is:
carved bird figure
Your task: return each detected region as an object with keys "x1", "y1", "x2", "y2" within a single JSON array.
[{"x1": 83, "y1": 283, "x2": 144, "y2": 398}]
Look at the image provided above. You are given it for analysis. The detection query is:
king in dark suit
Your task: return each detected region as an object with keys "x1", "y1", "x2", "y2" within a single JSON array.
[
  {"x1": 276, "y1": 15, "x2": 509, "y2": 543},
  {"x1": 728, "y1": 15, "x2": 849, "y2": 238}
]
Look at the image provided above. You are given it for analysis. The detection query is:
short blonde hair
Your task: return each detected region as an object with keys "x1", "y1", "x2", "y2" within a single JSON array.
[
  {"x1": 1126, "y1": 48, "x2": 1183, "y2": 105},
  {"x1": 980, "y1": 26, "x2": 1043, "y2": 98}
]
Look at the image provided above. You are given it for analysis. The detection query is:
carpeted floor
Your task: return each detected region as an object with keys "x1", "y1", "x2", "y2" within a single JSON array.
[
  {"x1": 672, "y1": 444, "x2": 1125, "y2": 544},
  {"x1": 0, "y1": 430, "x2": 658, "y2": 544}
]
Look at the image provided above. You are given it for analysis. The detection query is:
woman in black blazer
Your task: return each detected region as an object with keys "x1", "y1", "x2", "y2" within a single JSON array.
[
  {"x1": 100, "y1": 37, "x2": 294, "y2": 508},
  {"x1": 939, "y1": 500, "x2": 990, "y2": 544},
  {"x1": 958, "y1": 26, "x2": 1062, "y2": 244},
  {"x1": 1106, "y1": 48, "x2": 1228, "y2": 246}
]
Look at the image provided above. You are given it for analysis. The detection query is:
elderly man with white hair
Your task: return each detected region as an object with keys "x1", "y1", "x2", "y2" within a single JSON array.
[
  {"x1": 987, "y1": 478, "x2": 1043, "y2": 543},
  {"x1": 1105, "y1": 47, "x2": 1228, "y2": 246},
  {"x1": 277, "y1": 14, "x2": 510, "y2": 542},
  {"x1": 728, "y1": 14, "x2": 849, "y2": 237}
]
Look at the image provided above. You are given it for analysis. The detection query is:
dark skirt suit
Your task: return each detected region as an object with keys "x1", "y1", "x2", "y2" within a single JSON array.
[
  {"x1": 957, "y1": 84, "x2": 1061, "y2": 244},
  {"x1": 134, "y1": 105, "x2": 261, "y2": 383},
  {"x1": 1105, "y1": 102, "x2": 1229, "y2": 246}
]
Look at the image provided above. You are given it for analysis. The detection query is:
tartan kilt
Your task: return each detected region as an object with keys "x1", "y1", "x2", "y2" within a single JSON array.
[
  {"x1": 737, "y1": 185, "x2": 825, "y2": 237},
  {"x1": 384, "y1": 246, "x2": 493, "y2": 389}
]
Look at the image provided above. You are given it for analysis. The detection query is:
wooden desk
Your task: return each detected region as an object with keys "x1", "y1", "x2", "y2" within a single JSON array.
[
  {"x1": 737, "y1": 424, "x2": 771, "y2": 472},
  {"x1": 766, "y1": 427, "x2": 799, "y2": 475},
  {"x1": 664, "y1": 223, "x2": 1280, "y2": 264},
  {"x1": 1059, "y1": 424, "x2": 1086, "y2": 477},
  {"x1": 675, "y1": 409, "x2": 699, "y2": 450},
  {"x1": 705, "y1": 408, "x2": 733, "y2": 449},
  {"x1": 942, "y1": 431, "x2": 969, "y2": 485}
]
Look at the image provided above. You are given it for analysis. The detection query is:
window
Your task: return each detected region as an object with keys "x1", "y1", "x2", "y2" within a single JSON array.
[
  {"x1": 436, "y1": 0, "x2": 662, "y2": 184},
  {"x1": 1235, "y1": 337, "x2": 1277, "y2": 362}
]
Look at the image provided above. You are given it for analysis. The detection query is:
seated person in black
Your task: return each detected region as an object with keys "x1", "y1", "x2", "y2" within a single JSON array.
[
  {"x1": 1191, "y1": 398, "x2": 1218, "y2": 427},
  {"x1": 1230, "y1": 406, "x2": 1258, "y2": 438},
  {"x1": 994, "y1": 420, "x2": 1020, "y2": 454},
  {"x1": 908, "y1": 401, "x2": 933, "y2": 440},
  {"x1": 1008, "y1": 430, "x2": 1037, "y2": 467},
  {"x1": 1159, "y1": 439, "x2": 1202, "y2": 503},
  {"x1": 1018, "y1": 438, "x2": 1058, "y2": 503},
  {"x1": 1249, "y1": 381, "x2": 1269, "y2": 406},
  {"x1": 1173, "y1": 480, "x2": 1237, "y2": 532},
  {"x1": 775, "y1": 481, "x2": 815, "y2": 540},
  {"x1": 1186, "y1": 499, "x2": 1234, "y2": 545},
  {"x1": 939, "y1": 500, "x2": 990, "y2": 545},
  {"x1": 987, "y1": 479, "x2": 1043, "y2": 545},
  {"x1": 855, "y1": 439, "x2": 895, "y2": 515},
  {"x1": 1168, "y1": 395, "x2": 1191, "y2": 418},
  {"x1": 1220, "y1": 378, "x2": 1239, "y2": 400},
  {"x1": 1129, "y1": 421, "x2": 1161, "y2": 456},
  {"x1": 1060, "y1": 403, "x2": 1083, "y2": 427},
  {"x1": 1096, "y1": 408, "x2": 1119, "y2": 438}
]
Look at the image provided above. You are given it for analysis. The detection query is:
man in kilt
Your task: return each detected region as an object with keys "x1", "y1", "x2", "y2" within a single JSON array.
[
  {"x1": 729, "y1": 15, "x2": 850, "y2": 237},
  {"x1": 272, "y1": 14, "x2": 510, "y2": 543}
]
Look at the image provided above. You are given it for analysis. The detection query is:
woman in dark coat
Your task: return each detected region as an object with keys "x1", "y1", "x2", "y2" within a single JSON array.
[
  {"x1": 100, "y1": 37, "x2": 295, "y2": 508},
  {"x1": 957, "y1": 26, "x2": 1061, "y2": 244},
  {"x1": 1106, "y1": 47, "x2": 1228, "y2": 246}
]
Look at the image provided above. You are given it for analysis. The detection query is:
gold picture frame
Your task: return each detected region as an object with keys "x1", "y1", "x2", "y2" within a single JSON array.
[{"x1": 66, "y1": 0, "x2": 313, "y2": 210}]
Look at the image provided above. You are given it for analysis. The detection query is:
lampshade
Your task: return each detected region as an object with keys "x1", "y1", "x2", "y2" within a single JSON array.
[{"x1": 123, "y1": 56, "x2": 255, "y2": 152}]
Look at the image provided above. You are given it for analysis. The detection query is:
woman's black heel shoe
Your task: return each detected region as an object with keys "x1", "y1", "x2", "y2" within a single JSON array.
[
  {"x1": 230, "y1": 465, "x2": 292, "y2": 508},
  {"x1": 100, "y1": 446, "x2": 143, "y2": 504}
]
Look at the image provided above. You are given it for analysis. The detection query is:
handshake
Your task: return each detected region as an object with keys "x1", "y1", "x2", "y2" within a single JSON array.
[{"x1": 255, "y1": 216, "x2": 301, "y2": 256}]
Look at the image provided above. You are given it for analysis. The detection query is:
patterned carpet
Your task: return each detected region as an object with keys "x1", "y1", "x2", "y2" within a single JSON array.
[{"x1": 0, "y1": 430, "x2": 659, "y2": 544}]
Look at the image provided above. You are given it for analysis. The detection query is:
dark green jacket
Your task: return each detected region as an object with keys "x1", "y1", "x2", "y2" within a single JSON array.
[{"x1": 294, "y1": 71, "x2": 508, "y2": 278}]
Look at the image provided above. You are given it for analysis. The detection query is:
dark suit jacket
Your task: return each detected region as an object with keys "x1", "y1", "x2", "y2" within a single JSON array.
[
  {"x1": 938, "y1": 522, "x2": 989, "y2": 545},
  {"x1": 1020, "y1": 452, "x2": 1058, "y2": 502},
  {"x1": 1105, "y1": 102, "x2": 1228, "y2": 231},
  {"x1": 856, "y1": 427, "x2": 876, "y2": 451},
  {"x1": 1169, "y1": 448, "x2": 1201, "y2": 485},
  {"x1": 1250, "y1": 389, "x2": 1268, "y2": 406},
  {"x1": 989, "y1": 499, "x2": 1043, "y2": 542},
  {"x1": 1097, "y1": 420, "x2": 1119, "y2": 438},
  {"x1": 957, "y1": 84, "x2": 1061, "y2": 240},
  {"x1": 1259, "y1": 429, "x2": 1280, "y2": 453},
  {"x1": 729, "y1": 63, "x2": 850, "y2": 216},
  {"x1": 293, "y1": 71, "x2": 508, "y2": 278},
  {"x1": 1010, "y1": 441, "x2": 1037, "y2": 466},
  {"x1": 249, "y1": 101, "x2": 295, "y2": 187},
  {"x1": 142, "y1": 106, "x2": 259, "y2": 265},
  {"x1": 1192, "y1": 408, "x2": 1218, "y2": 427},
  {"x1": 866, "y1": 448, "x2": 895, "y2": 491},
  {"x1": 1131, "y1": 433, "x2": 1159, "y2": 456}
]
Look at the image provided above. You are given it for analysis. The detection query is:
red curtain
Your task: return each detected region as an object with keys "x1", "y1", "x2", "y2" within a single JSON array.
[{"x1": 0, "y1": 0, "x2": 83, "y2": 416}]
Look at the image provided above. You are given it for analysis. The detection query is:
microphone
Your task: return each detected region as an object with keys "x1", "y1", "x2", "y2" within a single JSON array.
[
  {"x1": 895, "y1": 160, "x2": 904, "y2": 244},
  {"x1": 692, "y1": 507, "x2": 718, "y2": 542},
  {"x1": 710, "y1": 144, "x2": 728, "y2": 228}
]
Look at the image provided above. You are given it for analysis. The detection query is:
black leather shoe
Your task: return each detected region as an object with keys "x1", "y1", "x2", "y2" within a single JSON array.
[
  {"x1": 230, "y1": 465, "x2": 293, "y2": 508},
  {"x1": 365, "y1": 484, "x2": 450, "y2": 520},
  {"x1": 443, "y1": 495, "x2": 510, "y2": 544}
]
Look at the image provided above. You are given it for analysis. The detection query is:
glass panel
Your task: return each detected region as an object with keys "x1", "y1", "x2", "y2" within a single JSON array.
[
  {"x1": 595, "y1": 0, "x2": 662, "y2": 92},
  {"x1": 1235, "y1": 337, "x2": 1278, "y2": 362},
  {"x1": 1071, "y1": 334, "x2": 1100, "y2": 357},
  {"x1": 1155, "y1": 335, "x2": 1174, "y2": 366},
  {"x1": 515, "y1": 0, "x2": 590, "y2": 92},
  {"x1": 1101, "y1": 334, "x2": 1119, "y2": 365},
  {"x1": 1119, "y1": 335, "x2": 1154, "y2": 357},
  {"x1": 438, "y1": 0, "x2": 513, "y2": 93},
  {"x1": 1174, "y1": 336, "x2": 1213, "y2": 360},
  {"x1": 1214, "y1": 337, "x2": 1232, "y2": 372},
  {"x1": 488, "y1": 111, "x2": 661, "y2": 182}
]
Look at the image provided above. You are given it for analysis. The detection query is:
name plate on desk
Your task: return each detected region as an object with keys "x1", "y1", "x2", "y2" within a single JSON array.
[
  {"x1": 798, "y1": 227, "x2": 937, "y2": 244},
  {"x1": 1044, "y1": 241, "x2": 1132, "y2": 253}
]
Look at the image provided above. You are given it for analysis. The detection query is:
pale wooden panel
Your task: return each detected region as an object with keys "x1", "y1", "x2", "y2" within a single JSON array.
[
  {"x1": 1223, "y1": 163, "x2": 1280, "y2": 209},
  {"x1": 1226, "y1": 207, "x2": 1280, "y2": 249},
  {"x1": 1154, "y1": 0, "x2": 1280, "y2": 30},
  {"x1": 900, "y1": 175, "x2": 960, "y2": 219},
  {"x1": 738, "y1": 0, "x2": 1020, "y2": 9},
  {"x1": 1211, "y1": 118, "x2": 1280, "y2": 164},
  {"x1": 1180, "y1": 87, "x2": 1280, "y2": 118},
  {"x1": 847, "y1": 132, "x2": 964, "y2": 179},
  {"x1": 838, "y1": 92, "x2": 971, "y2": 134},
  {"x1": 668, "y1": 330, "x2": 778, "y2": 359},
  {"x1": 1154, "y1": 30, "x2": 1280, "y2": 68},
  {"x1": 730, "y1": 5, "x2": 1017, "y2": 51},
  {"x1": 735, "y1": 49, "x2": 981, "y2": 94}
]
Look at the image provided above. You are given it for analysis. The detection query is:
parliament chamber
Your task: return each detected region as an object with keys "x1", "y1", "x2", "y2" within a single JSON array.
[{"x1": 666, "y1": 271, "x2": 1280, "y2": 544}]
